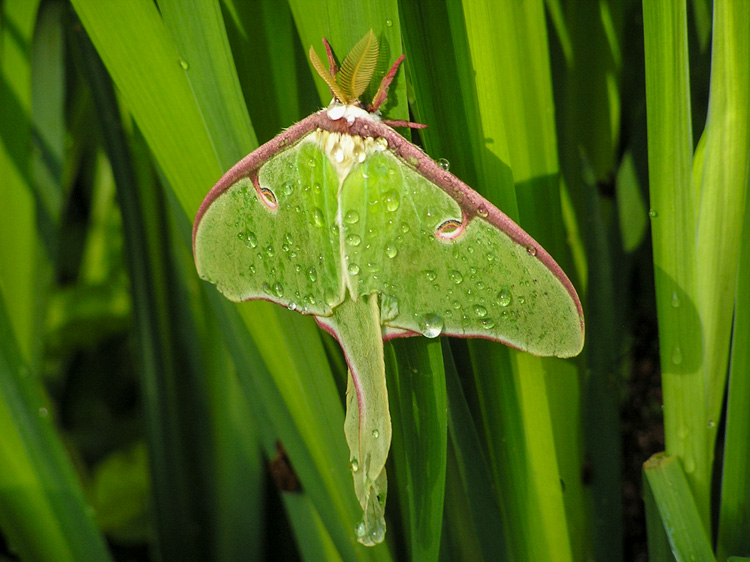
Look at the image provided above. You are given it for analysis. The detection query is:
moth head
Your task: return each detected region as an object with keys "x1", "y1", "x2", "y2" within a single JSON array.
[{"x1": 309, "y1": 30, "x2": 399, "y2": 113}]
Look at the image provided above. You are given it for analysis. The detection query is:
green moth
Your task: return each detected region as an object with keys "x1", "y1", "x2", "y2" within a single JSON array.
[{"x1": 193, "y1": 30, "x2": 584, "y2": 546}]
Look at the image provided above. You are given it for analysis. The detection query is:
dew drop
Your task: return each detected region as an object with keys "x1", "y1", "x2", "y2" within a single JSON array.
[
  {"x1": 671, "y1": 292, "x2": 680, "y2": 308},
  {"x1": 288, "y1": 302, "x2": 297, "y2": 311},
  {"x1": 346, "y1": 234, "x2": 362, "y2": 246},
  {"x1": 423, "y1": 270, "x2": 437, "y2": 281},
  {"x1": 355, "y1": 521, "x2": 366, "y2": 538},
  {"x1": 350, "y1": 459, "x2": 360, "y2": 472},
  {"x1": 370, "y1": 526, "x2": 385, "y2": 544},
  {"x1": 672, "y1": 345, "x2": 683, "y2": 365},
  {"x1": 308, "y1": 267, "x2": 317, "y2": 282},
  {"x1": 38, "y1": 407, "x2": 49, "y2": 418},
  {"x1": 307, "y1": 157, "x2": 317, "y2": 167},
  {"x1": 284, "y1": 233, "x2": 294, "y2": 244},
  {"x1": 437, "y1": 158, "x2": 450, "y2": 170},
  {"x1": 452, "y1": 301, "x2": 461, "y2": 309},
  {"x1": 384, "y1": 190, "x2": 400, "y2": 212},
  {"x1": 477, "y1": 206, "x2": 489, "y2": 218},
  {"x1": 266, "y1": 245, "x2": 275, "y2": 257},
  {"x1": 401, "y1": 223, "x2": 410, "y2": 233},
  {"x1": 179, "y1": 59, "x2": 189, "y2": 70},
  {"x1": 497, "y1": 287, "x2": 512, "y2": 306},
  {"x1": 449, "y1": 270, "x2": 463, "y2": 284},
  {"x1": 272, "y1": 282, "x2": 284, "y2": 297},
  {"x1": 481, "y1": 318, "x2": 495, "y2": 329},
  {"x1": 312, "y1": 208, "x2": 325, "y2": 227},
  {"x1": 372, "y1": 429, "x2": 380, "y2": 438},
  {"x1": 283, "y1": 182, "x2": 294, "y2": 195},
  {"x1": 245, "y1": 232, "x2": 258, "y2": 248},
  {"x1": 385, "y1": 242, "x2": 398, "y2": 258},
  {"x1": 325, "y1": 289, "x2": 338, "y2": 306},
  {"x1": 518, "y1": 296, "x2": 526, "y2": 304},
  {"x1": 381, "y1": 294, "x2": 400, "y2": 320},
  {"x1": 473, "y1": 305, "x2": 488, "y2": 317},
  {"x1": 348, "y1": 263, "x2": 361, "y2": 275},
  {"x1": 649, "y1": 209, "x2": 658, "y2": 218},
  {"x1": 385, "y1": 18, "x2": 393, "y2": 27},
  {"x1": 707, "y1": 419, "x2": 715, "y2": 428},
  {"x1": 525, "y1": 244, "x2": 537, "y2": 256},
  {"x1": 345, "y1": 210, "x2": 360, "y2": 224},
  {"x1": 419, "y1": 313, "x2": 444, "y2": 338}
]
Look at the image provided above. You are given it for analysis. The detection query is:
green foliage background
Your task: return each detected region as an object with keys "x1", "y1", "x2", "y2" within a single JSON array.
[{"x1": 0, "y1": 0, "x2": 748, "y2": 561}]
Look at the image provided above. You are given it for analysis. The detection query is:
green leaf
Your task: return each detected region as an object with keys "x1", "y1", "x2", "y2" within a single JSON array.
[{"x1": 643, "y1": 453, "x2": 715, "y2": 562}]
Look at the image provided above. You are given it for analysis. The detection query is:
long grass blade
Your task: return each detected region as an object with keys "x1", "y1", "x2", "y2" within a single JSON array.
[
  {"x1": 643, "y1": 453, "x2": 715, "y2": 561},
  {"x1": 642, "y1": 0, "x2": 708, "y2": 527},
  {"x1": 695, "y1": 0, "x2": 750, "y2": 460}
]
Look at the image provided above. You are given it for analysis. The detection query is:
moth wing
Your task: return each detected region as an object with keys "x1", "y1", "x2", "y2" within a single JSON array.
[
  {"x1": 194, "y1": 133, "x2": 342, "y2": 315},
  {"x1": 339, "y1": 149, "x2": 584, "y2": 358}
]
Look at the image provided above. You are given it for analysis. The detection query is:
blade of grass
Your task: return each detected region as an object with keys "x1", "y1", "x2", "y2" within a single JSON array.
[
  {"x1": 443, "y1": 342, "x2": 508, "y2": 561},
  {"x1": 0, "y1": 295, "x2": 112, "y2": 561},
  {"x1": 716, "y1": 54, "x2": 750, "y2": 555},
  {"x1": 643, "y1": 466, "x2": 678, "y2": 562},
  {"x1": 642, "y1": 0, "x2": 708, "y2": 528},
  {"x1": 549, "y1": 2, "x2": 625, "y2": 557},
  {"x1": 157, "y1": 0, "x2": 257, "y2": 169},
  {"x1": 73, "y1": 26, "x2": 215, "y2": 560},
  {"x1": 643, "y1": 453, "x2": 715, "y2": 561},
  {"x1": 31, "y1": 0, "x2": 65, "y2": 257},
  {"x1": 222, "y1": 0, "x2": 306, "y2": 141},
  {"x1": 385, "y1": 338, "x2": 447, "y2": 562},
  {"x1": 0, "y1": 0, "x2": 40, "y2": 364},
  {"x1": 696, "y1": 0, "x2": 750, "y2": 462},
  {"x1": 458, "y1": 2, "x2": 581, "y2": 559}
]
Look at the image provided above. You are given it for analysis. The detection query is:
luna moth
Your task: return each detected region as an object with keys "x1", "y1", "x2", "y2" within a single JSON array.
[{"x1": 193, "y1": 30, "x2": 584, "y2": 546}]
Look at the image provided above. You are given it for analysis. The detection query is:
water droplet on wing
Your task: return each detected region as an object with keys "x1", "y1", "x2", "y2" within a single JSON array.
[
  {"x1": 419, "y1": 313, "x2": 444, "y2": 338},
  {"x1": 497, "y1": 287, "x2": 512, "y2": 306},
  {"x1": 312, "y1": 208, "x2": 325, "y2": 227},
  {"x1": 384, "y1": 190, "x2": 400, "y2": 211},
  {"x1": 346, "y1": 234, "x2": 362, "y2": 246},
  {"x1": 345, "y1": 210, "x2": 360, "y2": 224},
  {"x1": 473, "y1": 305, "x2": 488, "y2": 317},
  {"x1": 449, "y1": 270, "x2": 463, "y2": 284}
]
